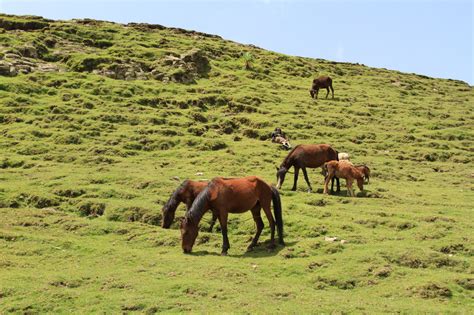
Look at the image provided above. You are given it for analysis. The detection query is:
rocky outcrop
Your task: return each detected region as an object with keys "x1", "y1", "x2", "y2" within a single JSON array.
[
  {"x1": 0, "y1": 15, "x2": 50, "y2": 31},
  {"x1": 152, "y1": 48, "x2": 210, "y2": 84},
  {"x1": 93, "y1": 63, "x2": 148, "y2": 81}
]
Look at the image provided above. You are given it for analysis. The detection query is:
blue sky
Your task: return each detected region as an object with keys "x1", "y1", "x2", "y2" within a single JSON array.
[{"x1": 1, "y1": 0, "x2": 472, "y2": 84}]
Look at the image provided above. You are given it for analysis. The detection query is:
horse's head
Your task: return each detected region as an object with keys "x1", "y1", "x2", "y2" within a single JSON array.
[
  {"x1": 161, "y1": 204, "x2": 174, "y2": 228},
  {"x1": 309, "y1": 89, "x2": 315, "y2": 98},
  {"x1": 161, "y1": 193, "x2": 182, "y2": 228},
  {"x1": 275, "y1": 166, "x2": 288, "y2": 189},
  {"x1": 180, "y1": 216, "x2": 199, "y2": 253}
]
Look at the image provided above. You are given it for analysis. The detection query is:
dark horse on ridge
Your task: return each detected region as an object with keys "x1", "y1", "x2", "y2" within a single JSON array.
[
  {"x1": 310, "y1": 76, "x2": 334, "y2": 99},
  {"x1": 162, "y1": 180, "x2": 218, "y2": 231},
  {"x1": 180, "y1": 176, "x2": 284, "y2": 255},
  {"x1": 276, "y1": 144, "x2": 340, "y2": 193}
]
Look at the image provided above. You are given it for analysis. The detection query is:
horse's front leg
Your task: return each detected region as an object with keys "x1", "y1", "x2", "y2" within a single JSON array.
[
  {"x1": 261, "y1": 202, "x2": 276, "y2": 249},
  {"x1": 291, "y1": 167, "x2": 300, "y2": 191},
  {"x1": 331, "y1": 176, "x2": 340, "y2": 193},
  {"x1": 208, "y1": 211, "x2": 218, "y2": 232},
  {"x1": 301, "y1": 167, "x2": 312, "y2": 192},
  {"x1": 217, "y1": 211, "x2": 229, "y2": 255}
]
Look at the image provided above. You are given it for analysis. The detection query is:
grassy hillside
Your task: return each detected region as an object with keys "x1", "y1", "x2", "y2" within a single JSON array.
[{"x1": 0, "y1": 14, "x2": 473, "y2": 313}]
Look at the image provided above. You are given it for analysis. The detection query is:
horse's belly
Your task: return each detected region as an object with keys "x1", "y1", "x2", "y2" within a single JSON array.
[{"x1": 228, "y1": 198, "x2": 258, "y2": 213}]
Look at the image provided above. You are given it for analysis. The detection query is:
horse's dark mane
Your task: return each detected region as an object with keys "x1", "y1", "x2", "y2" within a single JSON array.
[
  {"x1": 280, "y1": 145, "x2": 300, "y2": 168},
  {"x1": 163, "y1": 180, "x2": 189, "y2": 210},
  {"x1": 186, "y1": 183, "x2": 211, "y2": 223}
]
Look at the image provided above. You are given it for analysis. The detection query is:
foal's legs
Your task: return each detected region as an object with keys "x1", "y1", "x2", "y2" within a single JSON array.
[
  {"x1": 346, "y1": 178, "x2": 355, "y2": 197},
  {"x1": 217, "y1": 211, "x2": 230, "y2": 255},
  {"x1": 207, "y1": 212, "x2": 218, "y2": 232},
  {"x1": 324, "y1": 174, "x2": 333, "y2": 194},
  {"x1": 261, "y1": 199, "x2": 276, "y2": 248},
  {"x1": 291, "y1": 167, "x2": 300, "y2": 191},
  {"x1": 302, "y1": 167, "x2": 312, "y2": 192},
  {"x1": 247, "y1": 203, "x2": 263, "y2": 251}
]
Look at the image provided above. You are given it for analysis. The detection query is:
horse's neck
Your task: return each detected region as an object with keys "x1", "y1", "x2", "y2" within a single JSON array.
[
  {"x1": 283, "y1": 158, "x2": 293, "y2": 169},
  {"x1": 190, "y1": 202, "x2": 208, "y2": 223},
  {"x1": 187, "y1": 189, "x2": 211, "y2": 223}
]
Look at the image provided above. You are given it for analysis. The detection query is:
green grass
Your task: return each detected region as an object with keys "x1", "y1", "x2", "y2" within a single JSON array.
[{"x1": 0, "y1": 14, "x2": 473, "y2": 313}]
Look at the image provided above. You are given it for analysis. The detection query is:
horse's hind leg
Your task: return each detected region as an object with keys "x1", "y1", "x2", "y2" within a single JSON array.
[
  {"x1": 207, "y1": 212, "x2": 218, "y2": 232},
  {"x1": 347, "y1": 179, "x2": 354, "y2": 197},
  {"x1": 330, "y1": 85, "x2": 334, "y2": 99},
  {"x1": 261, "y1": 200, "x2": 276, "y2": 249},
  {"x1": 302, "y1": 167, "x2": 313, "y2": 192},
  {"x1": 247, "y1": 204, "x2": 263, "y2": 251},
  {"x1": 326, "y1": 87, "x2": 330, "y2": 98},
  {"x1": 324, "y1": 174, "x2": 332, "y2": 194},
  {"x1": 217, "y1": 211, "x2": 230, "y2": 255}
]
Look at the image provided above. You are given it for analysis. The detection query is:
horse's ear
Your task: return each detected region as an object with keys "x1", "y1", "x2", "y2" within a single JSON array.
[{"x1": 275, "y1": 166, "x2": 279, "y2": 171}]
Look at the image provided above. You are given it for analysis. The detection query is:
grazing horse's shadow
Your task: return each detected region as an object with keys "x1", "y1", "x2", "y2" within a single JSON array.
[
  {"x1": 319, "y1": 189, "x2": 373, "y2": 198},
  {"x1": 191, "y1": 241, "x2": 297, "y2": 258},
  {"x1": 313, "y1": 97, "x2": 341, "y2": 102}
]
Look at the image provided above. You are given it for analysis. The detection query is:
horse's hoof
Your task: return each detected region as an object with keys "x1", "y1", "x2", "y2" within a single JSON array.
[
  {"x1": 221, "y1": 252, "x2": 228, "y2": 256},
  {"x1": 246, "y1": 246, "x2": 255, "y2": 252},
  {"x1": 279, "y1": 240, "x2": 286, "y2": 246},
  {"x1": 291, "y1": 188, "x2": 296, "y2": 191}
]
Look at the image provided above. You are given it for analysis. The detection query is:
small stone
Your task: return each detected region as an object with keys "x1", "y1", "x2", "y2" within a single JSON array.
[{"x1": 324, "y1": 236, "x2": 338, "y2": 242}]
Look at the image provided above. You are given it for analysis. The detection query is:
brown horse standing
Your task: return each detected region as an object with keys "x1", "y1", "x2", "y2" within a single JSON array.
[
  {"x1": 323, "y1": 161, "x2": 364, "y2": 197},
  {"x1": 161, "y1": 180, "x2": 217, "y2": 231},
  {"x1": 276, "y1": 144, "x2": 340, "y2": 192},
  {"x1": 180, "y1": 176, "x2": 284, "y2": 255},
  {"x1": 310, "y1": 76, "x2": 334, "y2": 99}
]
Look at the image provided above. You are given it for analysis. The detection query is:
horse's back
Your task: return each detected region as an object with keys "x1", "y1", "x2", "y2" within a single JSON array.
[
  {"x1": 283, "y1": 143, "x2": 337, "y2": 168},
  {"x1": 210, "y1": 176, "x2": 267, "y2": 213},
  {"x1": 313, "y1": 76, "x2": 332, "y2": 87}
]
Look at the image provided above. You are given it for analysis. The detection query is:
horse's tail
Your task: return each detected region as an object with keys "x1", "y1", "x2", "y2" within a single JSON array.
[{"x1": 271, "y1": 186, "x2": 284, "y2": 245}]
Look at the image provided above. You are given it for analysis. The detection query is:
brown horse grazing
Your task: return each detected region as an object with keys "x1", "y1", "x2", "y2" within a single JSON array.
[
  {"x1": 354, "y1": 164, "x2": 370, "y2": 184},
  {"x1": 310, "y1": 76, "x2": 334, "y2": 99},
  {"x1": 180, "y1": 176, "x2": 284, "y2": 255},
  {"x1": 276, "y1": 144, "x2": 340, "y2": 193},
  {"x1": 162, "y1": 180, "x2": 217, "y2": 231},
  {"x1": 323, "y1": 161, "x2": 364, "y2": 197}
]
